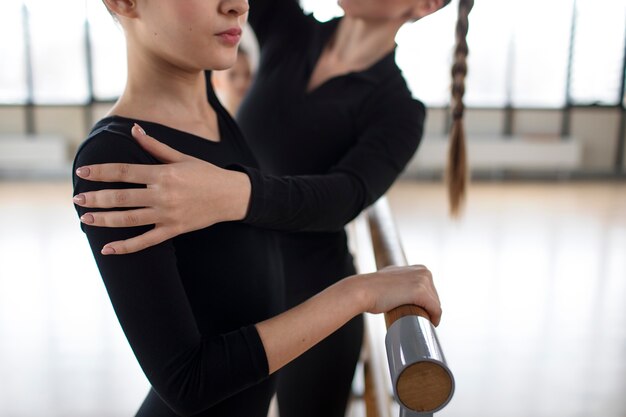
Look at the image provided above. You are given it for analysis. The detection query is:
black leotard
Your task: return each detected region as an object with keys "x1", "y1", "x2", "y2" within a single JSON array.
[
  {"x1": 237, "y1": 2, "x2": 426, "y2": 416},
  {"x1": 72, "y1": 86, "x2": 282, "y2": 417}
]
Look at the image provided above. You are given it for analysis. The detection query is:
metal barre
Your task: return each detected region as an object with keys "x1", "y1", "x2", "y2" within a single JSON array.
[{"x1": 367, "y1": 198, "x2": 455, "y2": 417}]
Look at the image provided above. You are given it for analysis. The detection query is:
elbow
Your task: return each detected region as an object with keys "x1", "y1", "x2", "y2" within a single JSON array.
[
  {"x1": 141, "y1": 331, "x2": 267, "y2": 415},
  {"x1": 155, "y1": 387, "x2": 226, "y2": 417},
  {"x1": 156, "y1": 378, "x2": 258, "y2": 416},
  {"x1": 157, "y1": 390, "x2": 213, "y2": 417},
  {"x1": 173, "y1": 405, "x2": 209, "y2": 417},
  {"x1": 147, "y1": 370, "x2": 222, "y2": 416},
  {"x1": 168, "y1": 406, "x2": 199, "y2": 417},
  {"x1": 148, "y1": 363, "x2": 252, "y2": 416}
]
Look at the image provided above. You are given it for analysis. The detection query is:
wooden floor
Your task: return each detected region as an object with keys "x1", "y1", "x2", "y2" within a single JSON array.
[{"x1": 0, "y1": 180, "x2": 625, "y2": 417}]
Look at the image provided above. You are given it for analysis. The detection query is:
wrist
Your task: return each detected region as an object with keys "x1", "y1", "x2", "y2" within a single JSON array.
[
  {"x1": 342, "y1": 274, "x2": 373, "y2": 315},
  {"x1": 226, "y1": 170, "x2": 252, "y2": 221}
]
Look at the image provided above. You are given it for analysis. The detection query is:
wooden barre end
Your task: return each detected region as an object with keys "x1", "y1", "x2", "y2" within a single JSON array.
[
  {"x1": 385, "y1": 304, "x2": 430, "y2": 328},
  {"x1": 396, "y1": 361, "x2": 453, "y2": 412}
]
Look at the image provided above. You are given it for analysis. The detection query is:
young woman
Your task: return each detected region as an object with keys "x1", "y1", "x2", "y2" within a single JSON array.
[{"x1": 72, "y1": 0, "x2": 442, "y2": 416}]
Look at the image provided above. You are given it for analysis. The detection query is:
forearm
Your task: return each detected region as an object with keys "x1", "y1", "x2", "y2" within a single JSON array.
[
  {"x1": 256, "y1": 276, "x2": 366, "y2": 374},
  {"x1": 236, "y1": 166, "x2": 368, "y2": 232},
  {"x1": 224, "y1": 169, "x2": 252, "y2": 221}
]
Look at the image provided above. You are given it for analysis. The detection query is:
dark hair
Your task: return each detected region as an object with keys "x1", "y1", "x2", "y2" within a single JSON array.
[{"x1": 446, "y1": 0, "x2": 473, "y2": 217}]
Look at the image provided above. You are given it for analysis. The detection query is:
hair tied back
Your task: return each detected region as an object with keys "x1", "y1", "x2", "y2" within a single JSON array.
[{"x1": 446, "y1": 0, "x2": 474, "y2": 217}]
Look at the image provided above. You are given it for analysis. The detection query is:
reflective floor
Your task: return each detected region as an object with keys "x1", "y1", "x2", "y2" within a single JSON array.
[
  {"x1": 387, "y1": 181, "x2": 626, "y2": 417},
  {"x1": 0, "y1": 180, "x2": 625, "y2": 417}
]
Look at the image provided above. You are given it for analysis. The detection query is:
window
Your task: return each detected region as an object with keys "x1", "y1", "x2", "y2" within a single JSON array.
[
  {"x1": 395, "y1": 5, "x2": 457, "y2": 107},
  {"x1": 570, "y1": 0, "x2": 626, "y2": 105},
  {"x1": 302, "y1": 0, "x2": 625, "y2": 109},
  {"x1": 0, "y1": 0, "x2": 624, "y2": 108},
  {"x1": 0, "y1": 2, "x2": 27, "y2": 104},
  {"x1": 300, "y1": 0, "x2": 343, "y2": 22},
  {"x1": 86, "y1": 0, "x2": 126, "y2": 101},
  {"x1": 26, "y1": 0, "x2": 90, "y2": 104},
  {"x1": 504, "y1": 0, "x2": 574, "y2": 107}
]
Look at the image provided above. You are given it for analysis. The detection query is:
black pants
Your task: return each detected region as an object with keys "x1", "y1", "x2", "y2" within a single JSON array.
[{"x1": 277, "y1": 314, "x2": 364, "y2": 417}]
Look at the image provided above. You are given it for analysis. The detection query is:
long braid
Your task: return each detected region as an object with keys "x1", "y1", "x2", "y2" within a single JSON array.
[{"x1": 446, "y1": 0, "x2": 473, "y2": 217}]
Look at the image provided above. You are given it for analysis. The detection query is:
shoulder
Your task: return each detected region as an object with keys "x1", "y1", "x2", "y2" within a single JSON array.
[
  {"x1": 74, "y1": 118, "x2": 159, "y2": 168},
  {"x1": 358, "y1": 78, "x2": 426, "y2": 129},
  {"x1": 72, "y1": 118, "x2": 160, "y2": 194},
  {"x1": 249, "y1": 0, "x2": 320, "y2": 49},
  {"x1": 356, "y1": 53, "x2": 426, "y2": 121}
]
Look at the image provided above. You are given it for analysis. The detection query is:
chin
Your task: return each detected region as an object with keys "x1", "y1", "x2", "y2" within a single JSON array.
[{"x1": 206, "y1": 55, "x2": 238, "y2": 71}]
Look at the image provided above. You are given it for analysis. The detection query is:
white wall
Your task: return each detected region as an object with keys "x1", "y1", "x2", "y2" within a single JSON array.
[
  {"x1": 423, "y1": 107, "x2": 624, "y2": 172},
  {"x1": 0, "y1": 105, "x2": 624, "y2": 174}
]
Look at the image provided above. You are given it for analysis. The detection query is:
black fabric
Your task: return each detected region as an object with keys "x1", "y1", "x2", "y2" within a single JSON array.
[
  {"x1": 238, "y1": 1, "x2": 427, "y2": 417},
  {"x1": 72, "y1": 85, "x2": 282, "y2": 417},
  {"x1": 238, "y1": 6, "x2": 425, "y2": 233}
]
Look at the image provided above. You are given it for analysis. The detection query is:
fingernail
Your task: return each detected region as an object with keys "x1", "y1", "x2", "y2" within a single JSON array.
[
  {"x1": 73, "y1": 194, "x2": 86, "y2": 205},
  {"x1": 133, "y1": 123, "x2": 146, "y2": 136},
  {"x1": 76, "y1": 167, "x2": 90, "y2": 177},
  {"x1": 80, "y1": 214, "x2": 94, "y2": 224},
  {"x1": 101, "y1": 246, "x2": 116, "y2": 255}
]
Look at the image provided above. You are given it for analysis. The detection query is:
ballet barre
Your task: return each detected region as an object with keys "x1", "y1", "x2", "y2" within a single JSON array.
[{"x1": 351, "y1": 197, "x2": 454, "y2": 417}]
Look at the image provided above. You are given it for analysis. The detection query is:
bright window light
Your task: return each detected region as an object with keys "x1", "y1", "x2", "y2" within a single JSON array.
[
  {"x1": 0, "y1": 1, "x2": 27, "y2": 103},
  {"x1": 302, "y1": 0, "x2": 626, "y2": 109},
  {"x1": 570, "y1": 0, "x2": 626, "y2": 105},
  {"x1": 0, "y1": 0, "x2": 624, "y2": 108},
  {"x1": 87, "y1": 0, "x2": 126, "y2": 101},
  {"x1": 25, "y1": 0, "x2": 89, "y2": 104},
  {"x1": 300, "y1": 0, "x2": 343, "y2": 22}
]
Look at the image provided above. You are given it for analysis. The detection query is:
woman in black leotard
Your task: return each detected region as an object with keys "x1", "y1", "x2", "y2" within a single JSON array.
[
  {"x1": 238, "y1": 2, "x2": 443, "y2": 415},
  {"x1": 72, "y1": 1, "x2": 442, "y2": 416},
  {"x1": 74, "y1": 0, "x2": 475, "y2": 415}
]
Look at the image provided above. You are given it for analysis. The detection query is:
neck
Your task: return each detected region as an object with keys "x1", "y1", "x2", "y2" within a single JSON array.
[
  {"x1": 326, "y1": 16, "x2": 404, "y2": 68},
  {"x1": 111, "y1": 43, "x2": 213, "y2": 124}
]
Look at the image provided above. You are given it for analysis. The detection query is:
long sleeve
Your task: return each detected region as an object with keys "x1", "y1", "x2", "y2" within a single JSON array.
[
  {"x1": 73, "y1": 131, "x2": 268, "y2": 416},
  {"x1": 237, "y1": 86, "x2": 426, "y2": 233},
  {"x1": 248, "y1": 0, "x2": 309, "y2": 49}
]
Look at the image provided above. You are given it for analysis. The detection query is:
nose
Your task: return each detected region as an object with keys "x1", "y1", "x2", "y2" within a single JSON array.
[{"x1": 220, "y1": 0, "x2": 249, "y2": 17}]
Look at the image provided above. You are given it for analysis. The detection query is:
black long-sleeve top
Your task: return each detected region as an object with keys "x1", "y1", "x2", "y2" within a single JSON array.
[
  {"x1": 72, "y1": 86, "x2": 282, "y2": 417},
  {"x1": 237, "y1": 0, "x2": 426, "y2": 297},
  {"x1": 237, "y1": 0, "x2": 425, "y2": 234}
]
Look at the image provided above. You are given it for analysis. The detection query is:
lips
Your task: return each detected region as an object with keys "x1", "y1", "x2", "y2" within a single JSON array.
[
  {"x1": 217, "y1": 28, "x2": 242, "y2": 37},
  {"x1": 216, "y1": 28, "x2": 242, "y2": 46}
]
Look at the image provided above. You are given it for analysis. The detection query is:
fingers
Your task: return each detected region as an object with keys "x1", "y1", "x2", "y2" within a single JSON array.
[
  {"x1": 80, "y1": 208, "x2": 157, "y2": 228},
  {"x1": 420, "y1": 289, "x2": 442, "y2": 327},
  {"x1": 411, "y1": 265, "x2": 442, "y2": 326},
  {"x1": 74, "y1": 123, "x2": 194, "y2": 183},
  {"x1": 101, "y1": 227, "x2": 172, "y2": 255},
  {"x1": 75, "y1": 163, "x2": 158, "y2": 185},
  {"x1": 73, "y1": 188, "x2": 154, "y2": 209},
  {"x1": 131, "y1": 124, "x2": 190, "y2": 163},
  {"x1": 405, "y1": 265, "x2": 442, "y2": 326}
]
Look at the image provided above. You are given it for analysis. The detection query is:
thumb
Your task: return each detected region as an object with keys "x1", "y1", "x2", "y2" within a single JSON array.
[{"x1": 132, "y1": 123, "x2": 192, "y2": 163}]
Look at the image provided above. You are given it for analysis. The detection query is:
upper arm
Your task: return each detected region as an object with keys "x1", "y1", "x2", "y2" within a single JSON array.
[
  {"x1": 332, "y1": 90, "x2": 426, "y2": 202},
  {"x1": 239, "y1": 91, "x2": 425, "y2": 232},
  {"x1": 73, "y1": 133, "x2": 268, "y2": 415},
  {"x1": 73, "y1": 132, "x2": 202, "y2": 386},
  {"x1": 248, "y1": 0, "x2": 310, "y2": 49}
]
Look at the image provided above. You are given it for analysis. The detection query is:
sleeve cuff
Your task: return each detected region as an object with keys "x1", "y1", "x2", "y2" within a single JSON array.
[
  {"x1": 241, "y1": 324, "x2": 270, "y2": 378},
  {"x1": 227, "y1": 164, "x2": 267, "y2": 225}
]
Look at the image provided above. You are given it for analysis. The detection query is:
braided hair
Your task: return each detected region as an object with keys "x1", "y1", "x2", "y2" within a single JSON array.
[{"x1": 447, "y1": 0, "x2": 473, "y2": 217}]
